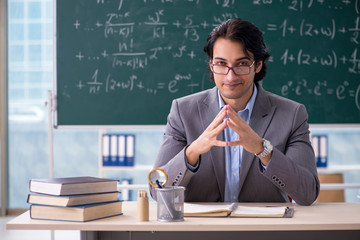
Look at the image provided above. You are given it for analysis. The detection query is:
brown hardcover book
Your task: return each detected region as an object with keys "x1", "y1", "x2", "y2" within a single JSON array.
[
  {"x1": 29, "y1": 176, "x2": 118, "y2": 196},
  {"x1": 30, "y1": 200, "x2": 122, "y2": 222},
  {"x1": 27, "y1": 192, "x2": 119, "y2": 207}
]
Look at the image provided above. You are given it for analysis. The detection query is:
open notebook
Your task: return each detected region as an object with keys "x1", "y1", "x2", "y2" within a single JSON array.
[{"x1": 184, "y1": 203, "x2": 294, "y2": 218}]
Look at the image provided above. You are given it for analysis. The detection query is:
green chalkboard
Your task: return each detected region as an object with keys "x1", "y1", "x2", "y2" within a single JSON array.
[{"x1": 56, "y1": 0, "x2": 360, "y2": 126}]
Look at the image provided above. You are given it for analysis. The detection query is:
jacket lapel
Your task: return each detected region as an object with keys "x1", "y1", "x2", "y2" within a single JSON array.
[
  {"x1": 239, "y1": 84, "x2": 276, "y2": 193},
  {"x1": 197, "y1": 85, "x2": 276, "y2": 200},
  {"x1": 199, "y1": 87, "x2": 226, "y2": 201}
]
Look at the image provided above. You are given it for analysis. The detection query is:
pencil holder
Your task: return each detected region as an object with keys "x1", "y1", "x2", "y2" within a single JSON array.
[
  {"x1": 137, "y1": 190, "x2": 149, "y2": 222},
  {"x1": 156, "y1": 186, "x2": 185, "y2": 222}
]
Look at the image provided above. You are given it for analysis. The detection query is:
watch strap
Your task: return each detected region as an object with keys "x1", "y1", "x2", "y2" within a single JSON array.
[{"x1": 255, "y1": 139, "x2": 273, "y2": 159}]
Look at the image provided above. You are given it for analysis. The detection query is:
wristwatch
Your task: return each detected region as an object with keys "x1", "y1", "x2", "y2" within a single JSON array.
[{"x1": 255, "y1": 139, "x2": 273, "y2": 159}]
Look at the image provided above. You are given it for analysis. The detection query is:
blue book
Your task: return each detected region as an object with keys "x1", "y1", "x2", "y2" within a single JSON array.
[{"x1": 29, "y1": 200, "x2": 123, "y2": 222}]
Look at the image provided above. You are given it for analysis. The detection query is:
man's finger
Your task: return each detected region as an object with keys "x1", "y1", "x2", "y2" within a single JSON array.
[
  {"x1": 227, "y1": 107, "x2": 246, "y2": 124},
  {"x1": 213, "y1": 140, "x2": 229, "y2": 147},
  {"x1": 213, "y1": 118, "x2": 228, "y2": 135},
  {"x1": 227, "y1": 119, "x2": 240, "y2": 132},
  {"x1": 227, "y1": 140, "x2": 241, "y2": 147},
  {"x1": 207, "y1": 108, "x2": 227, "y2": 130}
]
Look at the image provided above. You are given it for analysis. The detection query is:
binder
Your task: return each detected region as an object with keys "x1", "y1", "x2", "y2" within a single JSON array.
[
  {"x1": 319, "y1": 135, "x2": 328, "y2": 167},
  {"x1": 110, "y1": 134, "x2": 118, "y2": 166},
  {"x1": 118, "y1": 135, "x2": 126, "y2": 166},
  {"x1": 102, "y1": 134, "x2": 111, "y2": 166},
  {"x1": 312, "y1": 135, "x2": 328, "y2": 167},
  {"x1": 125, "y1": 135, "x2": 135, "y2": 166},
  {"x1": 311, "y1": 135, "x2": 320, "y2": 167}
]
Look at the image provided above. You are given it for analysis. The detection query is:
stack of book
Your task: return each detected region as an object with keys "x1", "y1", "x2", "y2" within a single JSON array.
[{"x1": 27, "y1": 176, "x2": 122, "y2": 222}]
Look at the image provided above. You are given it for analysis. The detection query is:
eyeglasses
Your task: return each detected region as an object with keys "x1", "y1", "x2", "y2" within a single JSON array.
[{"x1": 210, "y1": 61, "x2": 255, "y2": 76}]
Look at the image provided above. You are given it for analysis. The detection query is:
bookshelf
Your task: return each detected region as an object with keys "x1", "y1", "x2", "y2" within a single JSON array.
[
  {"x1": 317, "y1": 165, "x2": 360, "y2": 174},
  {"x1": 98, "y1": 129, "x2": 360, "y2": 199},
  {"x1": 98, "y1": 130, "x2": 154, "y2": 200},
  {"x1": 99, "y1": 165, "x2": 153, "y2": 176},
  {"x1": 318, "y1": 165, "x2": 360, "y2": 191},
  {"x1": 99, "y1": 165, "x2": 152, "y2": 192}
]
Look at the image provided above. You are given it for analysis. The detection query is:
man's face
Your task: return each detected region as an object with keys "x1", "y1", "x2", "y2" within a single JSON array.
[{"x1": 211, "y1": 37, "x2": 262, "y2": 105}]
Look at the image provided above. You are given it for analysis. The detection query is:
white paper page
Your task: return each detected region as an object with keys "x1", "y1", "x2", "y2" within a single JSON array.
[
  {"x1": 232, "y1": 206, "x2": 286, "y2": 216},
  {"x1": 184, "y1": 203, "x2": 233, "y2": 214}
]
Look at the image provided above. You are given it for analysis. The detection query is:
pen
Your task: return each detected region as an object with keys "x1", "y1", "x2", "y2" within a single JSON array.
[
  {"x1": 156, "y1": 180, "x2": 175, "y2": 218},
  {"x1": 156, "y1": 179, "x2": 163, "y2": 188}
]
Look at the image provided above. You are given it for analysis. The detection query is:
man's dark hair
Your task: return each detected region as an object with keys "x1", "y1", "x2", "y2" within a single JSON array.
[{"x1": 203, "y1": 18, "x2": 270, "y2": 82}]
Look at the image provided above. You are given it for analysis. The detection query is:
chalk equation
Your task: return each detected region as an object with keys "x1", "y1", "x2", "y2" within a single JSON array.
[
  {"x1": 253, "y1": 0, "x2": 359, "y2": 14},
  {"x1": 76, "y1": 69, "x2": 199, "y2": 96},
  {"x1": 267, "y1": 17, "x2": 360, "y2": 44},
  {"x1": 56, "y1": 0, "x2": 360, "y2": 124},
  {"x1": 281, "y1": 80, "x2": 360, "y2": 111},
  {"x1": 279, "y1": 48, "x2": 360, "y2": 74}
]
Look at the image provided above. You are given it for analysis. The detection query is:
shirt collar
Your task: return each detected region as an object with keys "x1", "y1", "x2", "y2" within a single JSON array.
[{"x1": 218, "y1": 84, "x2": 258, "y2": 122}]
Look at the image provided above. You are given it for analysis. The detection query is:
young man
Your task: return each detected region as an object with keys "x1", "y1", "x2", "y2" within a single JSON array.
[{"x1": 151, "y1": 18, "x2": 319, "y2": 205}]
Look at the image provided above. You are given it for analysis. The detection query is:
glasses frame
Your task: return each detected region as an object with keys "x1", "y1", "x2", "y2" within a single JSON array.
[{"x1": 210, "y1": 61, "x2": 256, "y2": 76}]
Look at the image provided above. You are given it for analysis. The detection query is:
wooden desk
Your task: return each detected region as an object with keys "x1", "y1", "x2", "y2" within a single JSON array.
[{"x1": 7, "y1": 202, "x2": 360, "y2": 240}]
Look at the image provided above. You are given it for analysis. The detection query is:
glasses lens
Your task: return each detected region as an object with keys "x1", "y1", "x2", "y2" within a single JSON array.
[
  {"x1": 233, "y1": 66, "x2": 250, "y2": 75},
  {"x1": 212, "y1": 64, "x2": 252, "y2": 75},
  {"x1": 212, "y1": 65, "x2": 228, "y2": 74}
]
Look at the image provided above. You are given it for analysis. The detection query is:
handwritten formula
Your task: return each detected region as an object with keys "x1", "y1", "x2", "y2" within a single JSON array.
[{"x1": 56, "y1": 0, "x2": 360, "y2": 124}]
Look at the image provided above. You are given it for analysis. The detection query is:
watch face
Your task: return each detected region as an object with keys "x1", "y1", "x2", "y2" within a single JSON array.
[{"x1": 264, "y1": 140, "x2": 273, "y2": 151}]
